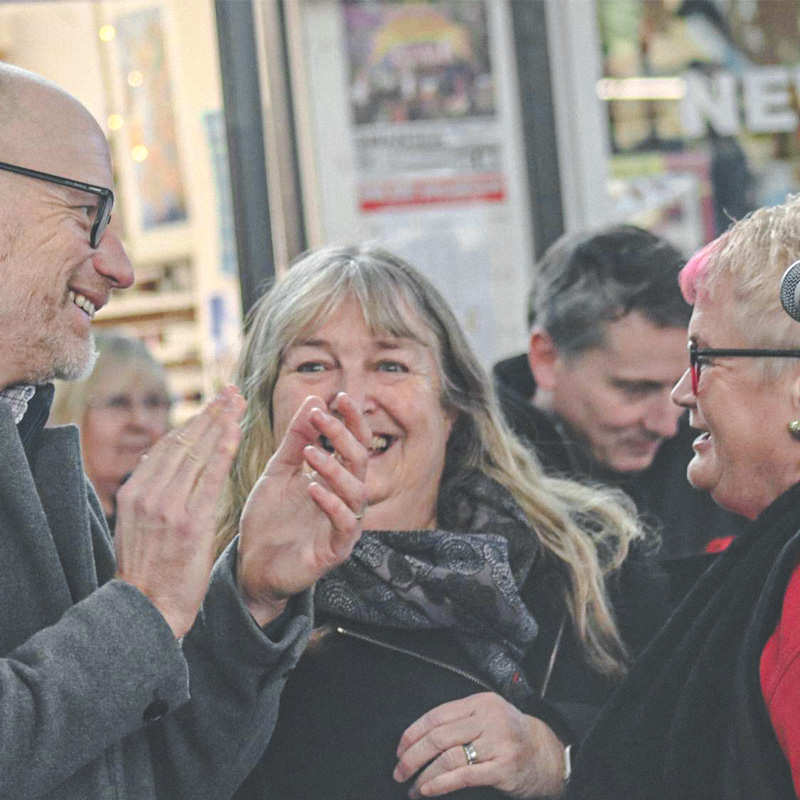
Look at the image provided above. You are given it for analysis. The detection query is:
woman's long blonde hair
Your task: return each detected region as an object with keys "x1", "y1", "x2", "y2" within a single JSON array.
[{"x1": 217, "y1": 244, "x2": 644, "y2": 676}]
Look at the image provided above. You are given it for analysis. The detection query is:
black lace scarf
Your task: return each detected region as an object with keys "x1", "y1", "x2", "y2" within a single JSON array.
[{"x1": 315, "y1": 471, "x2": 540, "y2": 704}]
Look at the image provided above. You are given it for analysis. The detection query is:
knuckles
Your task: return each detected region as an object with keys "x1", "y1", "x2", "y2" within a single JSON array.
[{"x1": 115, "y1": 484, "x2": 195, "y2": 537}]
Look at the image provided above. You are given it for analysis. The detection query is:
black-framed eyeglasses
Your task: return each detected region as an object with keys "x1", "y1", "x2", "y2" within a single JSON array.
[
  {"x1": 689, "y1": 341, "x2": 800, "y2": 395},
  {"x1": 0, "y1": 160, "x2": 113, "y2": 248}
]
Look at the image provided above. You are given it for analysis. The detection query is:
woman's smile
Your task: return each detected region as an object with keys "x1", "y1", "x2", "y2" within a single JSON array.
[{"x1": 271, "y1": 295, "x2": 455, "y2": 531}]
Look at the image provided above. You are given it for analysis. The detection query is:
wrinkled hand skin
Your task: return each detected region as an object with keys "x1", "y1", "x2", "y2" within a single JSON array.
[
  {"x1": 237, "y1": 392, "x2": 371, "y2": 626},
  {"x1": 394, "y1": 692, "x2": 567, "y2": 799},
  {"x1": 114, "y1": 386, "x2": 246, "y2": 639}
]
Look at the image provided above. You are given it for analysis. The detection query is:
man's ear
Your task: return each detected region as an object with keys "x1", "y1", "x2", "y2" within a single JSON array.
[{"x1": 528, "y1": 327, "x2": 560, "y2": 392}]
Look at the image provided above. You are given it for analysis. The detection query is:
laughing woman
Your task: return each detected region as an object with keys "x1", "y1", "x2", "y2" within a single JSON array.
[
  {"x1": 566, "y1": 196, "x2": 800, "y2": 800},
  {"x1": 223, "y1": 245, "x2": 662, "y2": 800}
]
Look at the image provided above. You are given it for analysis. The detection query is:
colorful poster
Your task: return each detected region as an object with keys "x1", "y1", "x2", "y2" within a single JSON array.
[
  {"x1": 344, "y1": 0, "x2": 495, "y2": 125},
  {"x1": 343, "y1": 0, "x2": 505, "y2": 214}
]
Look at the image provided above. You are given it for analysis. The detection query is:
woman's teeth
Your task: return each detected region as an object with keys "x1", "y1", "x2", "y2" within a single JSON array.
[
  {"x1": 69, "y1": 290, "x2": 96, "y2": 318},
  {"x1": 370, "y1": 435, "x2": 390, "y2": 453},
  {"x1": 318, "y1": 434, "x2": 392, "y2": 454}
]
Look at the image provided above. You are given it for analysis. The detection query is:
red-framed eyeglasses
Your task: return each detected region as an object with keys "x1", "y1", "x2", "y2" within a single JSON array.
[{"x1": 689, "y1": 340, "x2": 800, "y2": 395}]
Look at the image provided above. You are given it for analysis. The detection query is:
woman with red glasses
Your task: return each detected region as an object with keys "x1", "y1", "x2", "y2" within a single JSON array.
[{"x1": 566, "y1": 196, "x2": 800, "y2": 800}]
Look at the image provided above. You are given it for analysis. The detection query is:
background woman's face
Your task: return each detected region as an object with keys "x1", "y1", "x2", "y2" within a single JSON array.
[
  {"x1": 271, "y1": 295, "x2": 455, "y2": 530},
  {"x1": 82, "y1": 362, "x2": 171, "y2": 511},
  {"x1": 672, "y1": 282, "x2": 799, "y2": 519}
]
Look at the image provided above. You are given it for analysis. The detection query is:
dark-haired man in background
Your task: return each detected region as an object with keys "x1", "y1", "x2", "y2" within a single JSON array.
[{"x1": 494, "y1": 225, "x2": 745, "y2": 559}]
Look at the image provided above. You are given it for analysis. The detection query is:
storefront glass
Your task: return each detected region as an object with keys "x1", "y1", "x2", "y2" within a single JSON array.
[
  {"x1": 598, "y1": 0, "x2": 800, "y2": 250},
  {"x1": 0, "y1": 1, "x2": 242, "y2": 418}
]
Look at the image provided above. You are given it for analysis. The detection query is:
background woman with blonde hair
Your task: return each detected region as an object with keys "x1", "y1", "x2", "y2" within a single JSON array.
[
  {"x1": 223, "y1": 244, "x2": 664, "y2": 799},
  {"x1": 50, "y1": 331, "x2": 171, "y2": 529}
]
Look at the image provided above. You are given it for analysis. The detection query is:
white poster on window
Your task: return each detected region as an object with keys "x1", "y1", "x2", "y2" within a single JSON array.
[{"x1": 296, "y1": 0, "x2": 533, "y2": 367}]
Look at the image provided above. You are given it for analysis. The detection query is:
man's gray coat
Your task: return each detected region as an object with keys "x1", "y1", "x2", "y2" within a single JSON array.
[{"x1": 0, "y1": 400, "x2": 312, "y2": 799}]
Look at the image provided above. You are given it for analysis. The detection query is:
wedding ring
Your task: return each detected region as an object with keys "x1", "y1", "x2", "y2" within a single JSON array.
[
  {"x1": 463, "y1": 742, "x2": 478, "y2": 766},
  {"x1": 175, "y1": 433, "x2": 189, "y2": 446},
  {"x1": 354, "y1": 502, "x2": 367, "y2": 521}
]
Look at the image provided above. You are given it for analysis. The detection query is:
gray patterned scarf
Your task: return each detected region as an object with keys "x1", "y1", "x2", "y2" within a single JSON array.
[{"x1": 315, "y1": 471, "x2": 540, "y2": 703}]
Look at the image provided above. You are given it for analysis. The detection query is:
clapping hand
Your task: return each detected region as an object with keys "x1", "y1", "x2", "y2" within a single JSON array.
[
  {"x1": 114, "y1": 386, "x2": 246, "y2": 639},
  {"x1": 236, "y1": 392, "x2": 370, "y2": 625}
]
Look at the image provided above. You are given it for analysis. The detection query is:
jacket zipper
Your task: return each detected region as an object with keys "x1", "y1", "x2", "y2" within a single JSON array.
[
  {"x1": 337, "y1": 614, "x2": 567, "y2": 701},
  {"x1": 335, "y1": 626, "x2": 494, "y2": 692}
]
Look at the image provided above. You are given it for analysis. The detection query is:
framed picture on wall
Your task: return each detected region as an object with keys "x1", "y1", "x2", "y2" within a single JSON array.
[{"x1": 97, "y1": 0, "x2": 191, "y2": 262}]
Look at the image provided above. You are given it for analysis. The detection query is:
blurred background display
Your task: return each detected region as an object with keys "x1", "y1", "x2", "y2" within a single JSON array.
[{"x1": 2, "y1": 0, "x2": 797, "y2": 407}]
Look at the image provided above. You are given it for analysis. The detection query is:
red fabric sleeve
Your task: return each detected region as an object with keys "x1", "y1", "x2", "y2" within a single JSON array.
[{"x1": 761, "y1": 560, "x2": 800, "y2": 797}]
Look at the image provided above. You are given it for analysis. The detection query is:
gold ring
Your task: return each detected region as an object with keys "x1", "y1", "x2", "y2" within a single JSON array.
[{"x1": 463, "y1": 742, "x2": 478, "y2": 766}]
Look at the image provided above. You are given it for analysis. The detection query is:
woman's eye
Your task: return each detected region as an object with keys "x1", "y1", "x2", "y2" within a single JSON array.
[
  {"x1": 296, "y1": 361, "x2": 327, "y2": 373},
  {"x1": 377, "y1": 360, "x2": 408, "y2": 373},
  {"x1": 106, "y1": 395, "x2": 131, "y2": 410}
]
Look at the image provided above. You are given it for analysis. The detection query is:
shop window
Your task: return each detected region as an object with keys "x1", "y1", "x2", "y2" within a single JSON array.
[
  {"x1": 598, "y1": 0, "x2": 800, "y2": 249},
  {"x1": 0, "y1": 0, "x2": 242, "y2": 419}
]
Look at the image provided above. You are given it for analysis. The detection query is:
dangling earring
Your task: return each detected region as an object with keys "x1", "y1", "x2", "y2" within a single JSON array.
[{"x1": 789, "y1": 420, "x2": 800, "y2": 440}]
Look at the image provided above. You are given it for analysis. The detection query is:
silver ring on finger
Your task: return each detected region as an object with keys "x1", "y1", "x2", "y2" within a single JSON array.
[{"x1": 463, "y1": 742, "x2": 478, "y2": 766}]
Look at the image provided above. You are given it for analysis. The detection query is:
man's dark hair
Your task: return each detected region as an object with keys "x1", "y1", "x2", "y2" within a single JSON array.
[{"x1": 527, "y1": 224, "x2": 691, "y2": 357}]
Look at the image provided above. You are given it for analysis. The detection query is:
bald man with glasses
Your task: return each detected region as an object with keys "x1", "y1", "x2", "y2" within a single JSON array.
[{"x1": 0, "y1": 64, "x2": 368, "y2": 800}]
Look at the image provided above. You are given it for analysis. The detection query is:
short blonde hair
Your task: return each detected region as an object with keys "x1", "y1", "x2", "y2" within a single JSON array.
[
  {"x1": 683, "y1": 195, "x2": 800, "y2": 352},
  {"x1": 217, "y1": 244, "x2": 645, "y2": 676}
]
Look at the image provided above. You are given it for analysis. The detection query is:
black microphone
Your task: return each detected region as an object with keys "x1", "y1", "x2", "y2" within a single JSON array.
[{"x1": 780, "y1": 260, "x2": 800, "y2": 322}]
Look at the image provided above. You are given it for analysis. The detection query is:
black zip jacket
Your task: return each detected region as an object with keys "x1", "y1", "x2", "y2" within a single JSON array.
[{"x1": 234, "y1": 554, "x2": 671, "y2": 800}]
